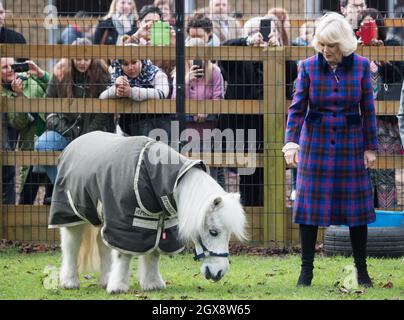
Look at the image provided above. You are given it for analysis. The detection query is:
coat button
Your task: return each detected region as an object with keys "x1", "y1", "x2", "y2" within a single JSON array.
[
  {"x1": 331, "y1": 140, "x2": 335, "y2": 145},
  {"x1": 334, "y1": 88, "x2": 339, "y2": 92}
]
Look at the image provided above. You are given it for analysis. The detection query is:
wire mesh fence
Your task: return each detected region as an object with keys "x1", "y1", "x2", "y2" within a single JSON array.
[{"x1": 0, "y1": 0, "x2": 403, "y2": 247}]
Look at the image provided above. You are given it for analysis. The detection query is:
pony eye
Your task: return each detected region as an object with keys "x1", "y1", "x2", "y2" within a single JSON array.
[{"x1": 209, "y1": 229, "x2": 219, "y2": 237}]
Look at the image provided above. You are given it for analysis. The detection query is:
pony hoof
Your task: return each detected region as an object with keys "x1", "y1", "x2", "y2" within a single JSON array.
[
  {"x1": 60, "y1": 280, "x2": 80, "y2": 290},
  {"x1": 98, "y1": 278, "x2": 109, "y2": 289},
  {"x1": 107, "y1": 284, "x2": 129, "y2": 294},
  {"x1": 107, "y1": 288, "x2": 128, "y2": 294},
  {"x1": 140, "y1": 279, "x2": 166, "y2": 291}
]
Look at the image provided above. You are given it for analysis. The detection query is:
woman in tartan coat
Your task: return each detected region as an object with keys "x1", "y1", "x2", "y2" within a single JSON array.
[{"x1": 282, "y1": 13, "x2": 378, "y2": 288}]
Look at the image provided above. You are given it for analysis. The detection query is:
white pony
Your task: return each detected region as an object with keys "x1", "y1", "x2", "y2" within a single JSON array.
[{"x1": 53, "y1": 132, "x2": 247, "y2": 294}]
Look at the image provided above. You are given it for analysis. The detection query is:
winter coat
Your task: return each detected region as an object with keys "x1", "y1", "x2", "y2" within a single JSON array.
[
  {"x1": 285, "y1": 53, "x2": 378, "y2": 226},
  {"x1": 3, "y1": 72, "x2": 49, "y2": 192},
  {"x1": 93, "y1": 18, "x2": 137, "y2": 45},
  {"x1": 45, "y1": 69, "x2": 113, "y2": 140}
]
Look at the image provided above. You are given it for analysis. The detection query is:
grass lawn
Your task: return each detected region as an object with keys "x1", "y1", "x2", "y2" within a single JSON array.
[{"x1": 0, "y1": 248, "x2": 403, "y2": 300}]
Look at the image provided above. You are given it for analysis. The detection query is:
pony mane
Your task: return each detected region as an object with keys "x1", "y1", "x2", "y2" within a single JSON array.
[{"x1": 174, "y1": 167, "x2": 247, "y2": 242}]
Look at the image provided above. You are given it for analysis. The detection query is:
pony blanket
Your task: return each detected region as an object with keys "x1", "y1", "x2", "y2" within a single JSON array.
[{"x1": 49, "y1": 131, "x2": 207, "y2": 255}]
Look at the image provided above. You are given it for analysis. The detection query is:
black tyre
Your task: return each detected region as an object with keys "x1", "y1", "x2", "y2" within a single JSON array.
[{"x1": 324, "y1": 226, "x2": 404, "y2": 258}]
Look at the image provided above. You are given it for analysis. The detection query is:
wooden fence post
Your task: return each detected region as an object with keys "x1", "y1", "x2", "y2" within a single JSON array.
[{"x1": 263, "y1": 47, "x2": 288, "y2": 247}]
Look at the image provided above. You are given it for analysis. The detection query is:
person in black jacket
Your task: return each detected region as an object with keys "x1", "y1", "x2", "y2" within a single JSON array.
[
  {"x1": 218, "y1": 15, "x2": 297, "y2": 206},
  {"x1": 93, "y1": 0, "x2": 138, "y2": 45},
  {"x1": 0, "y1": 1, "x2": 26, "y2": 44},
  {"x1": 0, "y1": 0, "x2": 27, "y2": 204}
]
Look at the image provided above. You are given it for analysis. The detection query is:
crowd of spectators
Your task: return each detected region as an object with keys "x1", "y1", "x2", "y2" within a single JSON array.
[{"x1": 1, "y1": 0, "x2": 404, "y2": 208}]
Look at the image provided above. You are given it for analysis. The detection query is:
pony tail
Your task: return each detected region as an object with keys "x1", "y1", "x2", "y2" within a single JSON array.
[{"x1": 77, "y1": 225, "x2": 101, "y2": 273}]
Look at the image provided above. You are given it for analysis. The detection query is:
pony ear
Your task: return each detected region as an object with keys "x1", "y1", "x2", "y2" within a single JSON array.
[{"x1": 209, "y1": 196, "x2": 223, "y2": 212}]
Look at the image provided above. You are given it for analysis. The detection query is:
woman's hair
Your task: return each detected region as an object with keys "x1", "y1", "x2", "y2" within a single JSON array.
[
  {"x1": 358, "y1": 8, "x2": 386, "y2": 42},
  {"x1": 138, "y1": 5, "x2": 163, "y2": 22},
  {"x1": 186, "y1": 13, "x2": 213, "y2": 35},
  {"x1": 154, "y1": 0, "x2": 175, "y2": 13},
  {"x1": 242, "y1": 14, "x2": 284, "y2": 44},
  {"x1": 242, "y1": 16, "x2": 264, "y2": 37},
  {"x1": 312, "y1": 12, "x2": 358, "y2": 56},
  {"x1": 267, "y1": 7, "x2": 290, "y2": 45},
  {"x1": 102, "y1": 0, "x2": 138, "y2": 20},
  {"x1": 57, "y1": 38, "x2": 110, "y2": 98},
  {"x1": 171, "y1": 37, "x2": 214, "y2": 84}
]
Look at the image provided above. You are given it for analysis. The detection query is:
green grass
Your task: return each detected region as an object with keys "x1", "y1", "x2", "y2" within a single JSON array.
[{"x1": 0, "y1": 248, "x2": 403, "y2": 300}]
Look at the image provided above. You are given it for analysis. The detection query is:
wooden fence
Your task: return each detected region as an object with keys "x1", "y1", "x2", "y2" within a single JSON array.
[{"x1": 1, "y1": 43, "x2": 403, "y2": 246}]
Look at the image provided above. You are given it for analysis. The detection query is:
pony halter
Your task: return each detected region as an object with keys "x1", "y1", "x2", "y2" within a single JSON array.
[{"x1": 193, "y1": 236, "x2": 229, "y2": 261}]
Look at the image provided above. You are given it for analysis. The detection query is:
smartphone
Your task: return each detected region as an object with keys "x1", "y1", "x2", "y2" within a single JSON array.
[
  {"x1": 11, "y1": 62, "x2": 29, "y2": 73},
  {"x1": 193, "y1": 60, "x2": 204, "y2": 78},
  {"x1": 260, "y1": 19, "x2": 272, "y2": 43},
  {"x1": 150, "y1": 20, "x2": 171, "y2": 46},
  {"x1": 358, "y1": 21, "x2": 377, "y2": 46}
]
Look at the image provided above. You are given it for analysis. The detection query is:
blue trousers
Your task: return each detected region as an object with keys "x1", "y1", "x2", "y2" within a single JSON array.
[{"x1": 34, "y1": 131, "x2": 69, "y2": 184}]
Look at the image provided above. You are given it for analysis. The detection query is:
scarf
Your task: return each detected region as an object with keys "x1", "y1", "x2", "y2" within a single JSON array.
[
  {"x1": 112, "y1": 13, "x2": 135, "y2": 36},
  {"x1": 110, "y1": 60, "x2": 160, "y2": 88}
]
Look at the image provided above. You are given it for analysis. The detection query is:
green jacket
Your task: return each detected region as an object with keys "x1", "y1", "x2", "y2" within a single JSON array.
[
  {"x1": 45, "y1": 70, "x2": 113, "y2": 141},
  {"x1": 3, "y1": 72, "x2": 49, "y2": 192}
]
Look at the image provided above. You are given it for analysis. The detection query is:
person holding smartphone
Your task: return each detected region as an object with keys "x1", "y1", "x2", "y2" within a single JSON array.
[
  {"x1": 171, "y1": 37, "x2": 225, "y2": 187},
  {"x1": 128, "y1": 5, "x2": 175, "y2": 46},
  {"x1": 1, "y1": 57, "x2": 50, "y2": 204},
  {"x1": 356, "y1": 8, "x2": 403, "y2": 208},
  {"x1": 171, "y1": 37, "x2": 224, "y2": 116},
  {"x1": 218, "y1": 15, "x2": 286, "y2": 206},
  {"x1": 126, "y1": 5, "x2": 176, "y2": 97}
]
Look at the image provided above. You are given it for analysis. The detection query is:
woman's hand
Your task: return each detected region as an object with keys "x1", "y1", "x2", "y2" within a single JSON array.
[
  {"x1": 282, "y1": 143, "x2": 300, "y2": 167},
  {"x1": 185, "y1": 65, "x2": 204, "y2": 83},
  {"x1": 53, "y1": 58, "x2": 69, "y2": 82},
  {"x1": 247, "y1": 32, "x2": 266, "y2": 47},
  {"x1": 11, "y1": 77, "x2": 24, "y2": 95},
  {"x1": 284, "y1": 148, "x2": 299, "y2": 167},
  {"x1": 132, "y1": 20, "x2": 153, "y2": 43},
  {"x1": 370, "y1": 38, "x2": 384, "y2": 46},
  {"x1": 267, "y1": 33, "x2": 280, "y2": 46},
  {"x1": 358, "y1": 38, "x2": 384, "y2": 47},
  {"x1": 26, "y1": 60, "x2": 46, "y2": 79},
  {"x1": 364, "y1": 150, "x2": 376, "y2": 169},
  {"x1": 115, "y1": 76, "x2": 131, "y2": 97}
]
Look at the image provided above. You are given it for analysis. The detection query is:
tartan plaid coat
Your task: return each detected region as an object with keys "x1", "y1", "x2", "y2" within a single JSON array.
[{"x1": 285, "y1": 53, "x2": 378, "y2": 227}]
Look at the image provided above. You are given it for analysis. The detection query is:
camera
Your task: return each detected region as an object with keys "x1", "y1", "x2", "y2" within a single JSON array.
[{"x1": 11, "y1": 62, "x2": 29, "y2": 73}]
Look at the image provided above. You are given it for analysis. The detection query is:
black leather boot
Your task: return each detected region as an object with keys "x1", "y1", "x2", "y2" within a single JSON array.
[
  {"x1": 297, "y1": 224, "x2": 318, "y2": 287},
  {"x1": 350, "y1": 225, "x2": 373, "y2": 288}
]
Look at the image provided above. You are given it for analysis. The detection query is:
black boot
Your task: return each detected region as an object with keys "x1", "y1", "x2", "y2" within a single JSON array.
[
  {"x1": 349, "y1": 225, "x2": 372, "y2": 288},
  {"x1": 297, "y1": 224, "x2": 318, "y2": 287}
]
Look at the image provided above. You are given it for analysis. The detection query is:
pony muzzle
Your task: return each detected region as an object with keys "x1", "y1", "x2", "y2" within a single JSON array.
[{"x1": 201, "y1": 260, "x2": 228, "y2": 282}]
